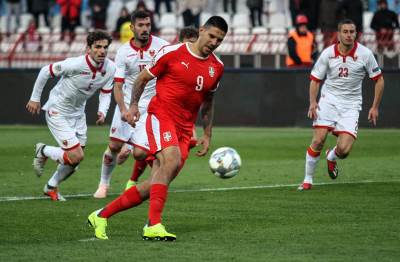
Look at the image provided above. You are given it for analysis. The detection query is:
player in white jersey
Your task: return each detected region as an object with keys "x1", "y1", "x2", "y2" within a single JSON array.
[
  {"x1": 26, "y1": 30, "x2": 116, "y2": 201},
  {"x1": 298, "y1": 19, "x2": 384, "y2": 191},
  {"x1": 93, "y1": 10, "x2": 169, "y2": 198}
]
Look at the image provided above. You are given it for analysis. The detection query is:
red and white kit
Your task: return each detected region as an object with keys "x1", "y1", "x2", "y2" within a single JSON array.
[
  {"x1": 110, "y1": 35, "x2": 169, "y2": 150},
  {"x1": 310, "y1": 42, "x2": 382, "y2": 138},
  {"x1": 30, "y1": 55, "x2": 116, "y2": 149},
  {"x1": 146, "y1": 42, "x2": 224, "y2": 162}
]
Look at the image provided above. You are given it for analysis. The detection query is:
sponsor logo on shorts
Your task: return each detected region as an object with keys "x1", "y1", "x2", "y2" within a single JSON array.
[
  {"x1": 111, "y1": 127, "x2": 116, "y2": 133},
  {"x1": 63, "y1": 140, "x2": 68, "y2": 146},
  {"x1": 163, "y1": 131, "x2": 172, "y2": 142}
]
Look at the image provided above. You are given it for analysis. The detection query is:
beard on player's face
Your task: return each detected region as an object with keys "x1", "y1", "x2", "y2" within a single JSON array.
[{"x1": 135, "y1": 30, "x2": 150, "y2": 43}]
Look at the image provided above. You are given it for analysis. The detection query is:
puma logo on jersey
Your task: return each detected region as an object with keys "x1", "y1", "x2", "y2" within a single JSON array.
[{"x1": 181, "y1": 61, "x2": 189, "y2": 69}]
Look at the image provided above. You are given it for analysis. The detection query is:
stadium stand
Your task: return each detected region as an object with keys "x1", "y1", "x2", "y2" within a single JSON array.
[{"x1": 0, "y1": 0, "x2": 399, "y2": 68}]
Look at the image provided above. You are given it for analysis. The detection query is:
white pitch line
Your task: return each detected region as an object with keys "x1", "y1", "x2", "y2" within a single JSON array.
[
  {"x1": 78, "y1": 238, "x2": 98, "y2": 242},
  {"x1": 0, "y1": 180, "x2": 399, "y2": 202}
]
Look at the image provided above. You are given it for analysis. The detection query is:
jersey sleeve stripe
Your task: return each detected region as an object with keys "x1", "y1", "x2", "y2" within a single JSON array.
[
  {"x1": 370, "y1": 73, "x2": 382, "y2": 81},
  {"x1": 100, "y1": 88, "x2": 112, "y2": 93},
  {"x1": 310, "y1": 74, "x2": 322, "y2": 82},
  {"x1": 114, "y1": 77, "x2": 124, "y2": 83},
  {"x1": 49, "y1": 64, "x2": 55, "y2": 78}
]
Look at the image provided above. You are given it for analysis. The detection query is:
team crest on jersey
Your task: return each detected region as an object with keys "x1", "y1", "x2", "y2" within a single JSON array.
[
  {"x1": 209, "y1": 66, "x2": 215, "y2": 77},
  {"x1": 101, "y1": 70, "x2": 106, "y2": 77},
  {"x1": 111, "y1": 127, "x2": 116, "y2": 133},
  {"x1": 149, "y1": 49, "x2": 156, "y2": 57},
  {"x1": 163, "y1": 131, "x2": 172, "y2": 142},
  {"x1": 62, "y1": 140, "x2": 68, "y2": 146}
]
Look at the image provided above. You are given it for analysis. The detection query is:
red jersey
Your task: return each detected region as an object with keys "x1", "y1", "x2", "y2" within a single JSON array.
[{"x1": 146, "y1": 43, "x2": 224, "y2": 129}]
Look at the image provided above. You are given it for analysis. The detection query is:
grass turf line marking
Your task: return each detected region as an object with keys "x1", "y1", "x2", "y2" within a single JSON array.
[
  {"x1": 1, "y1": 180, "x2": 399, "y2": 202},
  {"x1": 78, "y1": 238, "x2": 99, "y2": 242}
]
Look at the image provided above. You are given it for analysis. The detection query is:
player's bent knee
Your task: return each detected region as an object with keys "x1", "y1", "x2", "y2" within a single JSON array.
[
  {"x1": 108, "y1": 141, "x2": 123, "y2": 152},
  {"x1": 311, "y1": 139, "x2": 325, "y2": 151},
  {"x1": 66, "y1": 151, "x2": 84, "y2": 165},
  {"x1": 336, "y1": 146, "x2": 350, "y2": 159},
  {"x1": 133, "y1": 148, "x2": 147, "y2": 160}
]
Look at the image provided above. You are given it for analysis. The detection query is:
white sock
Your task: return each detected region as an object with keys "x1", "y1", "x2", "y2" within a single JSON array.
[
  {"x1": 99, "y1": 147, "x2": 117, "y2": 186},
  {"x1": 43, "y1": 145, "x2": 64, "y2": 162},
  {"x1": 327, "y1": 146, "x2": 338, "y2": 161},
  {"x1": 48, "y1": 164, "x2": 76, "y2": 188},
  {"x1": 304, "y1": 148, "x2": 320, "y2": 184}
]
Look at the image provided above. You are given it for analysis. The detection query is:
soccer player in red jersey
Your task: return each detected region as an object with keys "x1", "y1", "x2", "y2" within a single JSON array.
[
  {"x1": 122, "y1": 26, "x2": 201, "y2": 190},
  {"x1": 88, "y1": 16, "x2": 228, "y2": 241}
]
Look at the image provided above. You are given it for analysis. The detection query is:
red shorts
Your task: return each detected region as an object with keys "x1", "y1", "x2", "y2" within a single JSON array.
[{"x1": 146, "y1": 112, "x2": 192, "y2": 165}]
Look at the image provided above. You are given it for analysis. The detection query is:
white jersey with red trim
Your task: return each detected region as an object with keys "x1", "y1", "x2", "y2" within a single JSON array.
[
  {"x1": 113, "y1": 35, "x2": 169, "y2": 107},
  {"x1": 310, "y1": 42, "x2": 382, "y2": 109},
  {"x1": 30, "y1": 55, "x2": 116, "y2": 117}
]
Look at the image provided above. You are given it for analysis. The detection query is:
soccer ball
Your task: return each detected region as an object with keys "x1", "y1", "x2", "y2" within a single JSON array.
[{"x1": 209, "y1": 147, "x2": 241, "y2": 179}]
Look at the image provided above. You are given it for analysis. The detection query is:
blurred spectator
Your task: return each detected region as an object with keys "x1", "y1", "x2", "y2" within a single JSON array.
[
  {"x1": 119, "y1": 20, "x2": 133, "y2": 43},
  {"x1": 246, "y1": 0, "x2": 263, "y2": 27},
  {"x1": 337, "y1": 0, "x2": 364, "y2": 36},
  {"x1": 5, "y1": 0, "x2": 22, "y2": 34},
  {"x1": 289, "y1": 0, "x2": 301, "y2": 27},
  {"x1": 114, "y1": 6, "x2": 130, "y2": 38},
  {"x1": 23, "y1": 18, "x2": 41, "y2": 51},
  {"x1": 57, "y1": 0, "x2": 81, "y2": 41},
  {"x1": 136, "y1": 0, "x2": 158, "y2": 34},
  {"x1": 205, "y1": 0, "x2": 219, "y2": 15},
  {"x1": 368, "y1": 0, "x2": 400, "y2": 11},
  {"x1": 31, "y1": 0, "x2": 50, "y2": 28},
  {"x1": 286, "y1": 14, "x2": 317, "y2": 68},
  {"x1": 370, "y1": 0, "x2": 399, "y2": 53},
  {"x1": 223, "y1": 0, "x2": 236, "y2": 14},
  {"x1": 298, "y1": 0, "x2": 320, "y2": 31},
  {"x1": 318, "y1": 0, "x2": 339, "y2": 48},
  {"x1": 154, "y1": 0, "x2": 172, "y2": 16},
  {"x1": 178, "y1": 26, "x2": 198, "y2": 42},
  {"x1": 178, "y1": 0, "x2": 207, "y2": 28},
  {"x1": 89, "y1": 0, "x2": 109, "y2": 29}
]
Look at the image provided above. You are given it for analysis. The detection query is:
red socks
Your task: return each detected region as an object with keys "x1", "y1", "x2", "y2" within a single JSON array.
[
  {"x1": 99, "y1": 186, "x2": 143, "y2": 218},
  {"x1": 148, "y1": 184, "x2": 168, "y2": 226},
  {"x1": 130, "y1": 160, "x2": 148, "y2": 181}
]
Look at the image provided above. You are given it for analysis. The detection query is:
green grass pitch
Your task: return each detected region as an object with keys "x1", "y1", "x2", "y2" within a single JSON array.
[{"x1": 0, "y1": 126, "x2": 399, "y2": 261}]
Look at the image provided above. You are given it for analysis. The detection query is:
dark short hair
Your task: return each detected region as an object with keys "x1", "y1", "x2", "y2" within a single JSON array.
[
  {"x1": 179, "y1": 26, "x2": 199, "y2": 42},
  {"x1": 203, "y1": 16, "x2": 228, "y2": 33},
  {"x1": 337, "y1": 19, "x2": 356, "y2": 31},
  {"x1": 131, "y1": 10, "x2": 151, "y2": 23},
  {"x1": 87, "y1": 30, "x2": 112, "y2": 47}
]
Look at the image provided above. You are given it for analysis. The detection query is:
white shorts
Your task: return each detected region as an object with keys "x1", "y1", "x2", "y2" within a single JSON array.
[
  {"x1": 45, "y1": 110, "x2": 87, "y2": 150},
  {"x1": 109, "y1": 106, "x2": 150, "y2": 151},
  {"x1": 313, "y1": 98, "x2": 360, "y2": 139}
]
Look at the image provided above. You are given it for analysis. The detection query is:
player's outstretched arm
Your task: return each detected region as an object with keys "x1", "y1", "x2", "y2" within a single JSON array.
[
  {"x1": 368, "y1": 76, "x2": 384, "y2": 126},
  {"x1": 197, "y1": 93, "x2": 215, "y2": 157},
  {"x1": 127, "y1": 69, "x2": 154, "y2": 127},
  {"x1": 307, "y1": 80, "x2": 320, "y2": 120}
]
